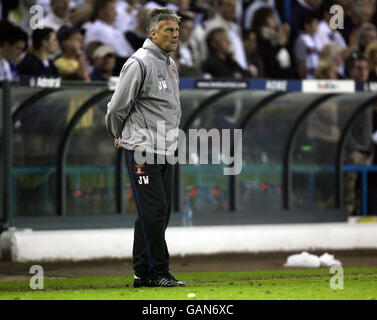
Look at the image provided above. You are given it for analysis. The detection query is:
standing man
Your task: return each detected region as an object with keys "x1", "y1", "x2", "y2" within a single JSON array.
[
  {"x1": 84, "y1": 0, "x2": 133, "y2": 59},
  {"x1": 0, "y1": 22, "x2": 28, "y2": 80},
  {"x1": 204, "y1": 0, "x2": 248, "y2": 71},
  {"x1": 105, "y1": 8, "x2": 185, "y2": 288},
  {"x1": 17, "y1": 28, "x2": 60, "y2": 77},
  {"x1": 344, "y1": 54, "x2": 374, "y2": 215}
]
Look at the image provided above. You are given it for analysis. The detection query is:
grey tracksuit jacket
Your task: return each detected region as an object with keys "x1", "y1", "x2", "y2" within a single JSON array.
[{"x1": 105, "y1": 38, "x2": 181, "y2": 154}]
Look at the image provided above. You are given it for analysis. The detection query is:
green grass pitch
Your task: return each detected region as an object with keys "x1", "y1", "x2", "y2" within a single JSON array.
[{"x1": 0, "y1": 267, "x2": 376, "y2": 300}]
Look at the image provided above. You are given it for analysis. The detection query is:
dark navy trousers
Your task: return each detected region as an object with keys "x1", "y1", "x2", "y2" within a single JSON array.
[{"x1": 124, "y1": 149, "x2": 173, "y2": 278}]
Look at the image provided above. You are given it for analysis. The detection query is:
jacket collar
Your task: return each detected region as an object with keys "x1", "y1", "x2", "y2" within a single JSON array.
[{"x1": 143, "y1": 38, "x2": 170, "y2": 61}]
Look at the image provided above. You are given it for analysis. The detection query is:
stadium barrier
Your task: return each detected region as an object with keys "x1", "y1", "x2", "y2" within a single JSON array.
[{"x1": 1, "y1": 78, "x2": 377, "y2": 232}]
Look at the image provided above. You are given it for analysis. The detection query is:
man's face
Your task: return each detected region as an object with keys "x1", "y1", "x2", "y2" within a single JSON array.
[
  {"x1": 266, "y1": 14, "x2": 277, "y2": 29},
  {"x1": 151, "y1": 19, "x2": 180, "y2": 53},
  {"x1": 45, "y1": 32, "x2": 59, "y2": 55},
  {"x1": 94, "y1": 54, "x2": 116, "y2": 73},
  {"x1": 100, "y1": 2, "x2": 117, "y2": 25},
  {"x1": 3, "y1": 40, "x2": 26, "y2": 61},
  {"x1": 350, "y1": 60, "x2": 370, "y2": 81},
  {"x1": 219, "y1": 0, "x2": 236, "y2": 22},
  {"x1": 75, "y1": 31, "x2": 84, "y2": 50},
  {"x1": 303, "y1": 20, "x2": 317, "y2": 34},
  {"x1": 62, "y1": 32, "x2": 82, "y2": 53},
  {"x1": 51, "y1": 0, "x2": 70, "y2": 19},
  {"x1": 308, "y1": 19, "x2": 319, "y2": 35}
]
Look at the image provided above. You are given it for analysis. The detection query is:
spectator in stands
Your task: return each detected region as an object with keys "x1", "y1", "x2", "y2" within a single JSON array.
[
  {"x1": 291, "y1": 0, "x2": 323, "y2": 36},
  {"x1": 347, "y1": 53, "x2": 370, "y2": 82},
  {"x1": 205, "y1": 0, "x2": 248, "y2": 71},
  {"x1": 345, "y1": 23, "x2": 377, "y2": 73},
  {"x1": 84, "y1": 40, "x2": 103, "y2": 73},
  {"x1": 40, "y1": 0, "x2": 96, "y2": 28},
  {"x1": 319, "y1": 43, "x2": 344, "y2": 77},
  {"x1": 124, "y1": 8, "x2": 148, "y2": 52},
  {"x1": 69, "y1": 0, "x2": 96, "y2": 27},
  {"x1": 17, "y1": 28, "x2": 59, "y2": 77},
  {"x1": 41, "y1": 0, "x2": 72, "y2": 31},
  {"x1": 174, "y1": 11, "x2": 200, "y2": 71},
  {"x1": 365, "y1": 40, "x2": 377, "y2": 81},
  {"x1": 294, "y1": 13, "x2": 320, "y2": 79},
  {"x1": 251, "y1": 7, "x2": 292, "y2": 79},
  {"x1": 170, "y1": 50, "x2": 205, "y2": 77},
  {"x1": 357, "y1": 23, "x2": 377, "y2": 55},
  {"x1": 242, "y1": 30, "x2": 264, "y2": 78},
  {"x1": 190, "y1": 0, "x2": 217, "y2": 66},
  {"x1": 90, "y1": 45, "x2": 115, "y2": 81},
  {"x1": 202, "y1": 27, "x2": 251, "y2": 78},
  {"x1": 316, "y1": 1, "x2": 360, "y2": 76},
  {"x1": 114, "y1": 0, "x2": 141, "y2": 33},
  {"x1": 340, "y1": 0, "x2": 376, "y2": 44},
  {"x1": 0, "y1": 22, "x2": 28, "y2": 80},
  {"x1": 84, "y1": 0, "x2": 133, "y2": 59},
  {"x1": 317, "y1": 1, "x2": 347, "y2": 50},
  {"x1": 243, "y1": 0, "x2": 281, "y2": 31},
  {"x1": 191, "y1": 0, "x2": 217, "y2": 26},
  {"x1": 314, "y1": 59, "x2": 339, "y2": 79},
  {"x1": 54, "y1": 26, "x2": 90, "y2": 81},
  {"x1": 35, "y1": 0, "x2": 50, "y2": 14},
  {"x1": 344, "y1": 54, "x2": 374, "y2": 215}
]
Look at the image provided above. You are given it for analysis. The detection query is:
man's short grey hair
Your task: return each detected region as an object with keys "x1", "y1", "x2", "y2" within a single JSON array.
[{"x1": 146, "y1": 8, "x2": 181, "y2": 36}]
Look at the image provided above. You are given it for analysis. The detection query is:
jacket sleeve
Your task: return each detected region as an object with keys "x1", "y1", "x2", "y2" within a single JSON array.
[{"x1": 105, "y1": 59, "x2": 143, "y2": 139}]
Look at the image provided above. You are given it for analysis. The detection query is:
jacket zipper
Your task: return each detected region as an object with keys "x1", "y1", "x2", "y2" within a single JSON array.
[{"x1": 167, "y1": 58, "x2": 181, "y2": 129}]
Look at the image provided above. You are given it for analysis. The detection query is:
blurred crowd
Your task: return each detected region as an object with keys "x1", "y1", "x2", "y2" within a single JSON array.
[{"x1": 1, "y1": 0, "x2": 377, "y2": 82}]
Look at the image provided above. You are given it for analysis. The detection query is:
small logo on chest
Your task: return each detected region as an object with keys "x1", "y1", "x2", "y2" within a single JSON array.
[
  {"x1": 170, "y1": 65, "x2": 178, "y2": 83},
  {"x1": 134, "y1": 164, "x2": 145, "y2": 175},
  {"x1": 157, "y1": 70, "x2": 167, "y2": 90},
  {"x1": 158, "y1": 80, "x2": 167, "y2": 90}
]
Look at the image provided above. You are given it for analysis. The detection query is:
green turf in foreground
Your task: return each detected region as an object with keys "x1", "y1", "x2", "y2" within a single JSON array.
[{"x1": 0, "y1": 267, "x2": 376, "y2": 300}]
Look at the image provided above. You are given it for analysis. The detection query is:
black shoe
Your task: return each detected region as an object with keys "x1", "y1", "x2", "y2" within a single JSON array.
[
  {"x1": 165, "y1": 272, "x2": 186, "y2": 286},
  {"x1": 133, "y1": 275, "x2": 149, "y2": 288},
  {"x1": 133, "y1": 274, "x2": 181, "y2": 288}
]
